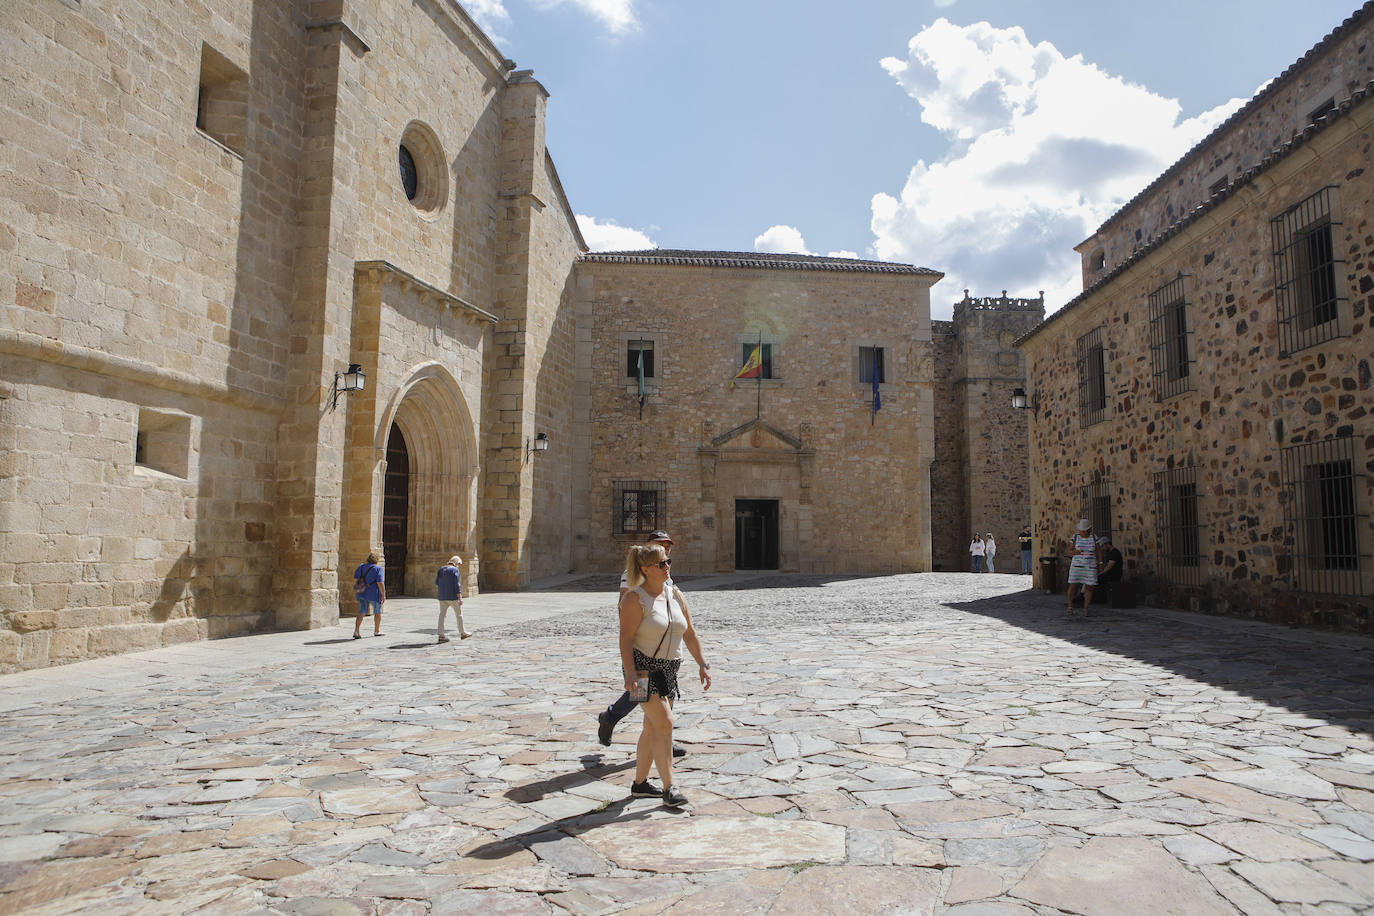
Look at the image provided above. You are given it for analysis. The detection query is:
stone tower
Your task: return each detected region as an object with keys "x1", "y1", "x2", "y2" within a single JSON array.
[{"x1": 930, "y1": 292, "x2": 1045, "y2": 571}]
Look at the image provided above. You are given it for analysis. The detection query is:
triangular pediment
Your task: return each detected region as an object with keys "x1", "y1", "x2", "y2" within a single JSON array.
[{"x1": 710, "y1": 418, "x2": 803, "y2": 450}]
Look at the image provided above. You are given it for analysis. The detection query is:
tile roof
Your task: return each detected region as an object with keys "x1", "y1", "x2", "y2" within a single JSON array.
[
  {"x1": 579, "y1": 249, "x2": 942, "y2": 277},
  {"x1": 1018, "y1": 77, "x2": 1374, "y2": 347},
  {"x1": 1087, "y1": 0, "x2": 1374, "y2": 240}
]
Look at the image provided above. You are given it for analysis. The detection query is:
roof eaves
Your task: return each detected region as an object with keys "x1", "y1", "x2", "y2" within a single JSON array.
[
  {"x1": 578, "y1": 249, "x2": 942, "y2": 277},
  {"x1": 1017, "y1": 79, "x2": 1374, "y2": 348},
  {"x1": 1086, "y1": 0, "x2": 1374, "y2": 241}
]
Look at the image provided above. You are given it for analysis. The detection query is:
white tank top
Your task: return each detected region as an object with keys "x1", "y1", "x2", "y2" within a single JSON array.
[{"x1": 630, "y1": 585, "x2": 686, "y2": 659}]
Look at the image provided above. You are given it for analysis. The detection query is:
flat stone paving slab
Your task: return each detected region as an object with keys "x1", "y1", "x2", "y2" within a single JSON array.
[{"x1": 0, "y1": 572, "x2": 1372, "y2": 913}]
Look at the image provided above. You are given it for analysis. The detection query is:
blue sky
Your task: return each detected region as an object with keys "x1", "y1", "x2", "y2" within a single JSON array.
[{"x1": 468, "y1": 0, "x2": 1362, "y2": 317}]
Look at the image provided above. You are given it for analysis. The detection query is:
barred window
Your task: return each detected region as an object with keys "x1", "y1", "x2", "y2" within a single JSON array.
[
  {"x1": 1281, "y1": 435, "x2": 1367, "y2": 595},
  {"x1": 1272, "y1": 186, "x2": 1347, "y2": 355},
  {"x1": 1076, "y1": 327, "x2": 1109, "y2": 427},
  {"x1": 614, "y1": 480, "x2": 666, "y2": 536},
  {"x1": 1148, "y1": 276, "x2": 1195, "y2": 400},
  {"x1": 1080, "y1": 479, "x2": 1113, "y2": 544},
  {"x1": 626, "y1": 339, "x2": 654, "y2": 379},
  {"x1": 859, "y1": 347, "x2": 885, "y2": 384},
  {"x1": 1154, "y1": 465, "x2": 1203, "y2": 586}
]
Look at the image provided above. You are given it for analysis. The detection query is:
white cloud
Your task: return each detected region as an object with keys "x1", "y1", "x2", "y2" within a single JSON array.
[
  {"x1": 577, "y1": 214, "x2": 657, "y2": 251},
  {"x1": 463, "y1": 0, "x2": 512, "y2": 39},
  {"x1": 827, "y1": 249, "x2": 860, "y2": 259},
  {"x1": 754, "y1": 225, "x2": 813, "y2": 254},
  {"x1": 532, "y1": 0, "x2": 638, "y2": 35},
  {"x1": 875, "y1": 18, "x2": 1248, "y2": 316}
]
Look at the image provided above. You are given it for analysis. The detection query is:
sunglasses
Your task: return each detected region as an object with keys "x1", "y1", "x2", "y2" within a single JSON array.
[{"x1": 648, "y1": 559, "x2": 671, "y2": 569}]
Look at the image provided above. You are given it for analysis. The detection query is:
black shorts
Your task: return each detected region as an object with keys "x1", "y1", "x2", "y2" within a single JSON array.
[{"x1": 632, "y1": 649, "x2": 681, "y2": 701}]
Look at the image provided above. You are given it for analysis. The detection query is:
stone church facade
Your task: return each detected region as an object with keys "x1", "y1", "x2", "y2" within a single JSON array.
[
  {"x1": 0, "y1": 0, "x2": 1032, "y2": 671},
  {"x1": 1019, "y1": 2, "x2": 1374, "y2": 627}
]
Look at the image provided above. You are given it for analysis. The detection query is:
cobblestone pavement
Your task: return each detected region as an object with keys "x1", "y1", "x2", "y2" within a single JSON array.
[{"x1": 2, "y1": 573, "x2": 1372, "y2": 914}]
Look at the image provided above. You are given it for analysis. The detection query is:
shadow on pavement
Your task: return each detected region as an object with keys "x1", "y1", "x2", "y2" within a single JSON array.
[
  {"x1": 543, "y1": 572, "x2": 886, "y2": 592},
  {"x1": 302, "y1": 637, "x2": 362, "y2": 646},
  {"x1": 946, "y1": 587, "x2": 1374, "y2": 737}
]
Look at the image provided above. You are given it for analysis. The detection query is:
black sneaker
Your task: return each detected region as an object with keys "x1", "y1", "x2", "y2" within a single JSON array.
[
  {"x1": 661, "y1": 785, "x2": 688, "y2": 807},
  {"x1": 672, "y1": 744, "x2": 686, "y2": 758},
  {"x1": 597, "y1": 712, "x2": 614, "y2": 747},
  {"x1": 630, "y1": 780, "x2": 662, "y2": 798}
]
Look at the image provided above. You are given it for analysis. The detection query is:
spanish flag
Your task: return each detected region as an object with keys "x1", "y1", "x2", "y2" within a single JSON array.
[{"x1": 731, "y1": 343, "x2": 764, "y2": 389}]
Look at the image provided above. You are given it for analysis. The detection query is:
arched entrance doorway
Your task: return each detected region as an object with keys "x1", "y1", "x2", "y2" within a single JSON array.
[{"x1": 382, "y1": 425, "x2": 410, "y2": 594}]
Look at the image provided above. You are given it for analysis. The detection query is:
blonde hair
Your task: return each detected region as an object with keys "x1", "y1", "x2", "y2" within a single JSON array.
[
  {"x1": 366, "y1": 551, "x2": 380, "y2": 564},
  {"x1": 447, "y1": 555, "x2": 462, "y2": 566},
  {"x1": 624, "y1": 544, "x2": 666, "y2": 590}
]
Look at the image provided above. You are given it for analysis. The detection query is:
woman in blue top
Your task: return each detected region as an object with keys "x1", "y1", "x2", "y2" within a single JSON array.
[{"x1": 352, "y1": 551, "x2": 386, "y2": 638}]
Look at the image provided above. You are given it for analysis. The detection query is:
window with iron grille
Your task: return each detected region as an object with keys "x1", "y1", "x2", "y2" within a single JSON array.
[
  {"x1": 1280, "y1": 435, "x2": 1367, "y2": 595},
  {"x1": 859, "y1": 347, "x2": 885, "y2": 384},
  {"x1": 1272, "y1": 185, "x2": 1346, "y2": 355},
  {"x1": 626, "y1": 340, "x2": 654, "y2": 379},
  {"x1": 614, "y1": 480, "x2": 666, "y2": 536},
  {"x1": 1148, "y1": 276, "x2": 1195, "y2": 401},
  {"x1": 1076, "y1": 327, "x2": 1109, "y2": 427},
  {"x1": 1080, "y1": 479, "x2": 1113, "y2": 544},
  {"x1": 1153, "y1": 465, "x2": 1204, "y2": 586}
]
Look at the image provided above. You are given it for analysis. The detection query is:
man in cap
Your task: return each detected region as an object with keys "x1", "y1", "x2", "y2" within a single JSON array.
[
  {"x1": 435, "y1": 555, "x2": 471, "y2": 643},
  {"x1": 598, "y1": 530, "x2": 685, "y2": 756}
]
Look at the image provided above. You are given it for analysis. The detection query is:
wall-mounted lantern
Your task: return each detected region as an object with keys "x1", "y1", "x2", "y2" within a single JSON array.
[
  {"x1": 333, "y1": 363, "x2": 366, "y2": 409},
  {"x1": 527, "y1": 431, "x2": 549, "y2": 457},
  {"x1": 1011, "y1": 386, "x2": 1038, "y2": 415}
]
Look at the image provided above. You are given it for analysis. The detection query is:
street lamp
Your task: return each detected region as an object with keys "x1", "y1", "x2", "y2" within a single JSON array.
[
  {"x1": 332, "y1": 363, "x2": 366, "y2": 410},
  {"x1": 1012, "y1": 386, "x2": 1038, "y2": 415}
]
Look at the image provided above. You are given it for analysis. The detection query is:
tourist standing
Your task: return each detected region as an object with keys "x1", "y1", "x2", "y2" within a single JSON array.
[
  {"x1": 435, "y1": 556, "x2": 471, "y2": 643},
  {"x1": 1065, "y1": 519, "x2": 1099, "y2": 616},
  {"x1": 969, "y1": 535, "x2": 985, "y2": 572},
  {"x1": 984, "y1": 533, "x2": 997, "y2": 573},
  {"x1": 352, "y1": 551, "x2": 386, "y2": 638},
  {"x1": 618, "y1": 543, "x2": 710, "y2": 807},
  {"x1": 1019, "y1": 525, "x2": 1033, "y2": 574}
]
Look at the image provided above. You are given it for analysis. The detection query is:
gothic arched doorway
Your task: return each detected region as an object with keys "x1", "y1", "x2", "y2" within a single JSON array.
[{"x1": 382, "y1": 425, "x2": 410, "y2": 594}]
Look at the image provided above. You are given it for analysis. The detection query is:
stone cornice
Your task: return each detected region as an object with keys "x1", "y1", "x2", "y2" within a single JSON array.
[
  {"x1": 354, "y1": 260, "x2": 499, "y2": 323},
  {"x1": 0, "y1": 328, "x2": 284, "y2": 412}
]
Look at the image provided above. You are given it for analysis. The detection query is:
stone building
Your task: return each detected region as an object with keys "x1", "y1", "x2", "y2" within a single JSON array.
[
  {"x1": 572, "y1": 251, "x2": 944, "y2": 575},
  {"x1": 0, "y1": 0, "x2": 1033, "y2": 670},
  {"x1": 929, "y1": 292, "x2": 1043, "y2": 572},
  {"x1": 1019, "y1": 2, "x2": 1374, "y2": 627},
  {"x1": 0, "y1": 0, "x2": 583, "y2": 671}
]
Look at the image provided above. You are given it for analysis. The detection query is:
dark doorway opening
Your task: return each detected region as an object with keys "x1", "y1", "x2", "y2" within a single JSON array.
[
  {"x1": 383, "y1": 424, "x2": 410, "y2": 594},
  {"x1": 735, "y1": 499, "x2": 779, "y2": 570}
]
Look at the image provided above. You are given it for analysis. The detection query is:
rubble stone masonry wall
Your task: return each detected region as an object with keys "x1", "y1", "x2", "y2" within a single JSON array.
[{"x1": 1023, "y1": 101, "x2": 1374, "y2": 627}]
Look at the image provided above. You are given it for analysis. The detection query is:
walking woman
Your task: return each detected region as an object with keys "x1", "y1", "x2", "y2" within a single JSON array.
[
  {"x1": 618, "y1": 543, "x2": 711, "y2": 807},
  {"x1": 1066, "y1": 518, "x2": 1099, "y2": 616}
]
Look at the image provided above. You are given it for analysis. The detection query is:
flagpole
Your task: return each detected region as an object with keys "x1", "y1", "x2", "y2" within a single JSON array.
[{"x1": 755, "y1": 332, "x2": 762, "y2": 419}]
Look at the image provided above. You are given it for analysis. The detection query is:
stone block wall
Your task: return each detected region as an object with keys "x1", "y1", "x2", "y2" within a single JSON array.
[
  {"x1": 929, "y1": 294, "x2": 1041, "y2": 573},
  {"x1": 928, "y1": 321, "x2": 969, "y2": 571},
  {"x1": 0, "y1": 0, "x2": 307, "y2": 671},
  {"x1": 1023, "y1": 97, "x2": 1374, "y2": 627},
  {"x1": 1078, "y1": 3, "x2": 1374, "y2": 289}
]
